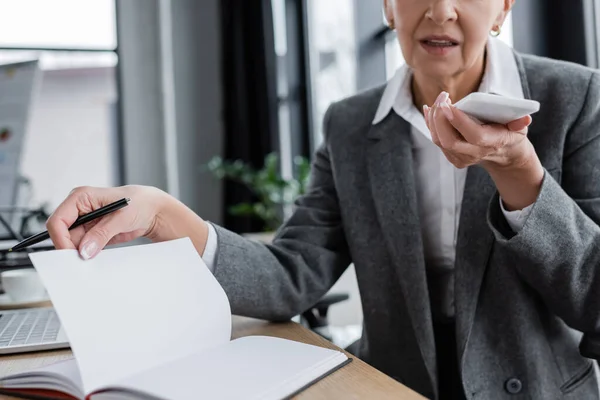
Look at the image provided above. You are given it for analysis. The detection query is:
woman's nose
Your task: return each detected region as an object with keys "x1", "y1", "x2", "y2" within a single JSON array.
[{"x1": 425, "y1": 0, "x2": 458, "y2": 26}]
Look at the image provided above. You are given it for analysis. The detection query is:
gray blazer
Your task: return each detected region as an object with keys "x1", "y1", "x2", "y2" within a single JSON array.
[{"x1": 212, "y1": 52, "x2": 600, "y2": 399}]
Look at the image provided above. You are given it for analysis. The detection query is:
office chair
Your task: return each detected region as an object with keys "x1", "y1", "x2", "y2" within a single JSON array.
[
  {"x1": 300, "y1": 293, "x2": 349, "y2": 340},
  {"x1": 299, "y1": 293, "x2": 361, "y2": 356}
]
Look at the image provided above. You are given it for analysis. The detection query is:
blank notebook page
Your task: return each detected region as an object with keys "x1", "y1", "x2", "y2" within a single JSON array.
[
  {"x1": 100, "y1": 336, "x2": 348, "y2": 400},
  {"x1": 29, "y1": 238, "x2": 232, "y2": 394}
]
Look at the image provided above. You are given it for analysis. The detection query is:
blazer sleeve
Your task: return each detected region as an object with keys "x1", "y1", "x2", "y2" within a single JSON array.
[
  {"x1": 487, "y1": 71, "x2": 600, "y2": 334},
  {"x1": 210, "y1": 104, "x2": 352, "y2": 321}
]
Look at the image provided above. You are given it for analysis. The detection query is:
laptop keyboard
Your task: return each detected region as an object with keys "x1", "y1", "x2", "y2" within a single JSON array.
[{"x1": 0, "y1": 309, "x2": 60, "y2": 347}]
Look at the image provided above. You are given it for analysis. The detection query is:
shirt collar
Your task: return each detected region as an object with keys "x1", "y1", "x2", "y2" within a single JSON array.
[{"x1": 372, "y1": 37, "x2": 524, "y2": 126}]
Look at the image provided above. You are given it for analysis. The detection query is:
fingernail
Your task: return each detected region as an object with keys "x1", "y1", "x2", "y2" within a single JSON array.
[
  {"x1": 440, "y1": 101, "x2": 454, "y2": 121},
  {"x1": 423, "y1": 105, "x2": 429, "y2": 116},
  {"x1": 80, "y1": 241, "x2": 98, "y2": 260},
  {"x1": 435, "y1": 91, "x2": 449, "y2": 105}
]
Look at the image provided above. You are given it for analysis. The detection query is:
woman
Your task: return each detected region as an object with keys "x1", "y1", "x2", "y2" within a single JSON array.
[{"x1": 46, "y1": 0, "x2": 600, "y2": 398}]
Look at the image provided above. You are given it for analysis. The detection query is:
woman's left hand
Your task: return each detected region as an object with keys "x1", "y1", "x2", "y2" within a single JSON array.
[
  {"x1": 424, "y1": 91, "x2": 545, "y2": 211},
  {"x1": 424, "y1": 91, "x2": 533, "y2": 170}
]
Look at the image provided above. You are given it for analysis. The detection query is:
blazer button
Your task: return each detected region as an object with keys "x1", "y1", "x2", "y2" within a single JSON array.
[{"x1": 505, "y1": 378, "x2": 523, "y2": 394}]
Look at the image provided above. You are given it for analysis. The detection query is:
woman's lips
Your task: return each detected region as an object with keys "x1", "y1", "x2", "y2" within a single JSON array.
[{"x1": 420, "y1": 39, "x2": 459, "y2": 56}]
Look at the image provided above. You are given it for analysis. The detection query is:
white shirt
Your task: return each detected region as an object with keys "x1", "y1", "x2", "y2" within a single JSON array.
[
  {"x1": 202, "y1": 38, "x2": 533, "y2": 319},
  {"x1": 372, "y1": 37, "x2": 533, "y2": 319}
]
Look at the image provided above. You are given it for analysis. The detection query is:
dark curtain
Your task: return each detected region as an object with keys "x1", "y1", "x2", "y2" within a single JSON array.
[{"x1": 220, "y1": 0, "x2": 280, "y2": 233}]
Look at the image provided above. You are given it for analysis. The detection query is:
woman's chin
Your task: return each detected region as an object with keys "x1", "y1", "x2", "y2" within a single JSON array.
[
  {"x1": 413, "y1": 63, "x2": 460, "y2": 81},
  {"x1": 411, "y1": 48, "x2": 461, "y2": 70}
]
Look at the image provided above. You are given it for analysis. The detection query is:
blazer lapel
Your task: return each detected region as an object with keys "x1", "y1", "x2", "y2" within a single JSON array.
[
  {"x1": 366, "y1": 114, "x2": 437, "y2": 394},
  {"x1": 454, "y1": 165, "x2": 496, "y2": 362}
]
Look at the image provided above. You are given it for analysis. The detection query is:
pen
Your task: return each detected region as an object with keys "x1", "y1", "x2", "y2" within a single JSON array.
[{"x1": 8, "y1": 198, "x2": 131, "y2": 252}]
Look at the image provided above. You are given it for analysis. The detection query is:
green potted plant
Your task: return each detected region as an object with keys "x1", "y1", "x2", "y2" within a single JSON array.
[{"x1": 207, "y1": 152, "x2": 311, "y2": 242}]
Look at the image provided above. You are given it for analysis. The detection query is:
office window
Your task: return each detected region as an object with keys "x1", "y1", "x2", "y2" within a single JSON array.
[
  {"x1": 271, "y1": 0, "x2": 313, "y2": 183},
  {"x1": 0, "y1": 0, "x2": 119, "y2": 215},
  {"x1": 584, "y1": 0, "x2": 599, "y2": 68},
  {"x1": 305, "y1": 0, "x2": 357, "y2": 148},
  {"x1": 0, "y1": 0, "x2": 116, "y2": 49},
  {"x1": 272, "y1": 0, "x2": 294, "y2": 182}
]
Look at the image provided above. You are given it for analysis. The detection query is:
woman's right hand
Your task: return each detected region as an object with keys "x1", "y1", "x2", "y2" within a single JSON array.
[{"x1": 47, "y1": 185, "x2": 177, "y2": 259}]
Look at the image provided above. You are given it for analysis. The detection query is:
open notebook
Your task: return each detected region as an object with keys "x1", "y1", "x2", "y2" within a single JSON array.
[{"x1": 0, "y1": 238, "x2": 349, "y2": 400}]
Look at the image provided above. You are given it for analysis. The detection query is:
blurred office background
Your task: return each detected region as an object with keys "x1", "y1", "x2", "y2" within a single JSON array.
[{"x1": 0, "y1": 0, "x2": 598, "y2": 344}]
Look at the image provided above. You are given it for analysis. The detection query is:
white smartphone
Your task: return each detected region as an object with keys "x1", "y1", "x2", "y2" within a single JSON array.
[{"x1": 453, "y1": 92, "x2": 540, "y2": 125}]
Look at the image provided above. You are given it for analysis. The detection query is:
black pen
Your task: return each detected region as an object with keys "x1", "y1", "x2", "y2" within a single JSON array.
[{"x1": 8, "y1": 198, "x2": 131, "y2": 252}]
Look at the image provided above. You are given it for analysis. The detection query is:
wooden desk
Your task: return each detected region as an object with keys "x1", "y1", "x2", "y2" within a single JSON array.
[{"x1": 0, "y1": 316, "x2": 425, "y2": 400}]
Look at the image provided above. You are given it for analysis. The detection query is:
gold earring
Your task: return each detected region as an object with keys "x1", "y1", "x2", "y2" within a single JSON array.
[
  {"x1": 490, "y1": 25, "x2": 501, "y2": 37},
  {"x1": 388, "y1": 20, "x2": 395, "y2": 30}
]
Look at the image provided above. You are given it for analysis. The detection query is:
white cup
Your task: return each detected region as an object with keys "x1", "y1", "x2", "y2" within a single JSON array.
[{"x1": 1, "y1": 269, "x2": 47, "y2": 303}]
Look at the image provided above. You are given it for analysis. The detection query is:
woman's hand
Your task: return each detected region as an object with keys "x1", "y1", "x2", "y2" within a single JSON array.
[
  {"x1": 423, "y1": 91, "x2": 545, "y2": 210},
  {"x1": 423, "y1": 91, "x2": 533, "y2": 169},
  {"x1": 46, "y1": 185, "x2": 209, "y2": 259}
]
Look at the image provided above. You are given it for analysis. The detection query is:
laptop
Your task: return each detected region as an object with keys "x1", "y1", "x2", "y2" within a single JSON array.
[
  {"x1": 0, "y1": 307, "x2": 69, "y2": 355},
  {"x1": 0, "y1": 236, "x2": 69, "y2": 355}
]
